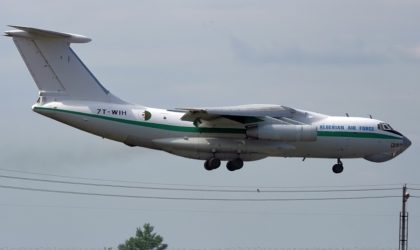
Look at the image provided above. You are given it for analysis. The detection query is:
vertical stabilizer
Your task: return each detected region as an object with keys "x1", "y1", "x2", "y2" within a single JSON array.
[{"x1": 5, "y1": 25, "x2": 125, "y2": 103}]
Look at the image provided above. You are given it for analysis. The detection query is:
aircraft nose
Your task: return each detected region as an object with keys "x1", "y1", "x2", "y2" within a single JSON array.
[{"x1": 402, "y1": 136, "x2": 412, "y2": 149}]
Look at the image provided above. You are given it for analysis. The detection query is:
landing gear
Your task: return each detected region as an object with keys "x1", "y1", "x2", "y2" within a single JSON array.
[
  {"x1": 204, "y1": 157, "x2": 221, "y2": 171},
  {"x1": 226, "y1": 158, "x2": 244, "y2": 171},
  {"x1": 204, "y1": 158, "x2": 244, "y2": 171},
  {"x1": 332, "y1": 158, "x2": 343, "y2": 174}
]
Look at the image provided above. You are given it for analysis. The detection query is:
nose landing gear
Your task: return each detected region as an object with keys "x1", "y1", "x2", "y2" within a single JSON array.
[{"x1": 332, "y1": 158, "x2": 344, "y2": 174}]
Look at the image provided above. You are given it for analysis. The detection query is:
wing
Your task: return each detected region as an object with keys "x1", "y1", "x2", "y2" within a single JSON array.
[{"x1": 179, "y1": 104, "x2": 304, "y2": 125}]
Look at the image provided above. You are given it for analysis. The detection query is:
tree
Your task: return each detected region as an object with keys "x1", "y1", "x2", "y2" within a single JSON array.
[{"x1": 118, "y1": 223, "x2": 168, "y2": 250}]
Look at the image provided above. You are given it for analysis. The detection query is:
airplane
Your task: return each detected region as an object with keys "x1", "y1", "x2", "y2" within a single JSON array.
[{"x1": 5, "y1": 25, "x2": 411, "y2": 174}]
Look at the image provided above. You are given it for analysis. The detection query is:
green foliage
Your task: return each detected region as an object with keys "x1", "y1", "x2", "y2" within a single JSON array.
[{"x1": 118, "y1": 223, "x2": 168, "y2": 250}]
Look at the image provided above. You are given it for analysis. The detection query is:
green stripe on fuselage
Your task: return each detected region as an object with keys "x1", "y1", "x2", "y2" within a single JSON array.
[
  {"x1": 33, "y1": 107, "x2": 401, "y2": 140},
  {"x1": 33, "y1": 106, "x2": 245, "y2": 134},
  {"x1": 317, "y1": 131, "x2": 400, "y2": 140}
]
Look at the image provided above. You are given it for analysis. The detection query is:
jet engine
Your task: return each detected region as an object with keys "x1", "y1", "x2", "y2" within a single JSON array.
[{"x1": 246, "y1": 124, "x2": 317, "y2": 141}]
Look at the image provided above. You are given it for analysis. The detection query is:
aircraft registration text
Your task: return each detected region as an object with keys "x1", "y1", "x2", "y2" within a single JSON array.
[{"x1": 96, "y1": 108, "x2": 127, "y2": 116}]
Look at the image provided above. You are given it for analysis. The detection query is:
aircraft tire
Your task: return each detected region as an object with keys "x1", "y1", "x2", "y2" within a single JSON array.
[
  {"x1": 226, "y1": 158, "x2": 243, "y2": 171},
  {"x1": 208, "y1": 157, "x2": 221, "y2": 169},
  {"x1": 332, "y1": 163, "x2": 343, "y2": 174},
  {"x1": 204, "y1": 160, "x2": 212, "y2": 171},
  {"x1": 226, "y1": 161, "x2": 235, "y2": 171},
  {"x1": 204, "y1": 157, "x2": 221, "y2": 171}
]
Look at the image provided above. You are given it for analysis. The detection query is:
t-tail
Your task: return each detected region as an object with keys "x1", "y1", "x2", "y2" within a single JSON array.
[{"x1": 5, "y1": 25, "x2": 126, "y2": 104}]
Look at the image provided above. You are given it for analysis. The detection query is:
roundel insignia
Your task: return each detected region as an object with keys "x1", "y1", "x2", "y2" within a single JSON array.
[{"x1": 142, "y1": 110, "x2": 152, "y2": 121}]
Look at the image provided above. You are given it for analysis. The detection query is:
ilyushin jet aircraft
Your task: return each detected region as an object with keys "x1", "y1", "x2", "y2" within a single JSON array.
[{"x1": 6, "y1": 26, "x2": 412, "y2": 173}]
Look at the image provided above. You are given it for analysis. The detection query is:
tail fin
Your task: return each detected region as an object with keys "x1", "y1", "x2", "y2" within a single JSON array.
[{"x1": 5, "y1": 25, "x2": 125, "y2": 103}]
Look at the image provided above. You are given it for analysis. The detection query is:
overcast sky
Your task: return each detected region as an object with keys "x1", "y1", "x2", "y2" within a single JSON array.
[{"x1": 0, "y1": 0, "x2": 419, "y2": 249}]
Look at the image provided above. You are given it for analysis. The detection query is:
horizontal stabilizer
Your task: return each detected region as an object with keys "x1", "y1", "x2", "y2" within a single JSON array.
[{"x1": 5, "y1": 25, "x2": 91, "y2": 43}]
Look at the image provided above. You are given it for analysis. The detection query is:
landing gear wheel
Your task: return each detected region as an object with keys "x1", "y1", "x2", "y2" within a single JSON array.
[
  {"x1": 208, "y1": 157, "x2": 221, "y2": 169},
  {"x1": 332, "y1": 164, "x2": 343, "y2": 174},
  {"x1": 332, "y1": 159, "x2": 343, "y2": 174},
  {"x1": 204, "y1": 157, "x2": 221, "y2": 171},
  {"x1": 204, "y1": 160, "x2": 211, "y2": 171},
  {"x1": 226, "y1": 158, "x2": 244, "y2": 171}
]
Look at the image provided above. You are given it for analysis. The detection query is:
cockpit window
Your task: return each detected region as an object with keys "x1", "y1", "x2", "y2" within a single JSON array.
[
  {"x1": 383, "y1": 124, "x2": 392, "y2": 130},
  {"x1": 378, "y1": 123, "x2": 393, "y2": 131},
  {"x1": 377, "y1": 122, "x2": 403, "y2": 136}
]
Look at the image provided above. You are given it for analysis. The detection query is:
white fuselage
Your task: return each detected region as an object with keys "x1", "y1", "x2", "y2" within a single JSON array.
[{"x1": 32, "y1": 100, "x2": 409, "y2": 163}]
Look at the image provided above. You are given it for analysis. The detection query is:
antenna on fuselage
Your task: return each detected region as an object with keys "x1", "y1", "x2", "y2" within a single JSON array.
[
  {"x1": 345, "y1": 113, "x2": 349, "y2": 117},
  {"x1": 369, "y1": 114, "x2": 373, "y2": 119}
]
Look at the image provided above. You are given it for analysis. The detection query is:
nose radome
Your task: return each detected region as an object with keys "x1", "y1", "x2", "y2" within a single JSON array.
[{"x1": 403, "y1": 136, "x2": 412, "y2": 149}]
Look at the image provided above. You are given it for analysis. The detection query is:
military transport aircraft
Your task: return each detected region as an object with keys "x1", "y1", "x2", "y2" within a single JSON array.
[{"x1": 5, "y1": 26, "x2": 411, "y2": 173}]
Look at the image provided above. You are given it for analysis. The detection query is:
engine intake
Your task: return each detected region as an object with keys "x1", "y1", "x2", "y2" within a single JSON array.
[{"x1": 247, "y1": 124, "x2": 317, "y2": 141}]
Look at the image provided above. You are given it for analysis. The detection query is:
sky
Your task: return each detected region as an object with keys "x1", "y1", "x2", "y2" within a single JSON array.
[{"x1": 0, "y1": 0, "x2": 420, "y2": 249}]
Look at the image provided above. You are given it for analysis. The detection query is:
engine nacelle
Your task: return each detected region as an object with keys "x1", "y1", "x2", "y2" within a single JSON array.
[{"x1": 246, "y1": 124, "x2": 317, "y2": 141}]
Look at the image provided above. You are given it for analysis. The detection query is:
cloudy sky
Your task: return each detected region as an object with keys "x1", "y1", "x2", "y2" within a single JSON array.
[{"x1": 0, "y1": 0, "x2": 419, "y2": 248}]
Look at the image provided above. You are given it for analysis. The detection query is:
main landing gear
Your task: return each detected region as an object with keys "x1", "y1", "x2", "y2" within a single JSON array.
[
  {"x1": 204, "y1": 158, "x2": 243, "y2": 171},
  {"x1": 226, "y1": 158, "x2": 244, "y2": 171},
  {"x1": 204, "y1": 157, "x2": 221, "y2": 171},
  {"x1": 332, "y1": 158, "x2": 344, "y2": 174}
]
